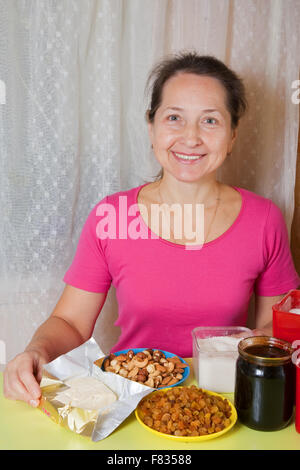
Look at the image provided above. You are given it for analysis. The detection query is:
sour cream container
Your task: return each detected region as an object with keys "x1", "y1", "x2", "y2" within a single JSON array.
[
  {"x1": 296, "y1": 359, "x2": 300, "y2": 434},
  {"x1": 272, "y1": 289, "x2": 300, "y2": 434},
  {"x1": 191, "y1": 326, "x2": 253, "y2": 393},
  {"x1": 272, "y1": 289, "x2": 300, "y2": 343}
]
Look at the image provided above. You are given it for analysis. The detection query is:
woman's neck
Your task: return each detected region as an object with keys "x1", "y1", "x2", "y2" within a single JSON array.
[{"x1": 156, "y1": 172, "x2": 221, "y2": 208}]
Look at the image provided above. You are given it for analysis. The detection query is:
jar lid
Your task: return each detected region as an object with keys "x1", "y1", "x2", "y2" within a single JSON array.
[{"x1": 238, "y1": 336, "x2": 294, "y2": 366}]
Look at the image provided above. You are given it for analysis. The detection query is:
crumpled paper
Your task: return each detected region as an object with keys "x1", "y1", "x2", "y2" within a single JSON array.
[{"x1": 39, "y1": 338, "x2": 155, "y2": 441}]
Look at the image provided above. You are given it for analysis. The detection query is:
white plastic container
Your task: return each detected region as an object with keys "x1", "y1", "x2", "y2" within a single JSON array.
[{"x1": 192, "y1": 326, "x2": 253, "y2": 393}]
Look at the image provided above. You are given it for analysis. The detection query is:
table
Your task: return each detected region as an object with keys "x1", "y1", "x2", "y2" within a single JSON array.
[{"x1": 1, "y1": 361, "x2": 299, "y2": 450}]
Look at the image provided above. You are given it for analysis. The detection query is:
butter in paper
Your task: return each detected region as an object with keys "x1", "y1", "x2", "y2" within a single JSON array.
[{"x1": 39, "y1": 338, "x2": 155, "y2": 441}]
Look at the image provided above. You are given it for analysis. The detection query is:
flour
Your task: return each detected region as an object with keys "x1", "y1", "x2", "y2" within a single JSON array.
[{"x1": 195, "y1": 336, "x2": 241, "y2": 393}]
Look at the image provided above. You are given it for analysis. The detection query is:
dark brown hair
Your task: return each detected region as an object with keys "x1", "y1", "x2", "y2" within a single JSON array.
[{"x1": 145, "y1": 51, "x2": 248, "y2": 180}]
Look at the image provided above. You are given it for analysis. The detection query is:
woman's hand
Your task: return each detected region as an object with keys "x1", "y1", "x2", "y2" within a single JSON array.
[
  {"x1": 252, "y1": 328, "x2": 271, "y2": 336},
  {"x1": 254, "y1": 293, "x2": 285, "y2": 337},
  {"x1": 3, "y1": 286, "x2": 108, "y2": 407},
  {"x1": 3, "y1": 349, "x2": 48, "y2": 407}
]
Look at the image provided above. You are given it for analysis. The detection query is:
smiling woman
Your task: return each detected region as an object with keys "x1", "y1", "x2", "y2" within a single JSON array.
[
  {"x1": 140, "y1": 52, "x2": 248, "y2": 245},
  {"x1": 3, "y1": 51, "x2": 300, "y2": 409}
]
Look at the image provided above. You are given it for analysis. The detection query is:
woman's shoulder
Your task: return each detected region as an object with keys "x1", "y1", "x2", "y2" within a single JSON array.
[
  {"x1": 81, "y1": 185, "x2": 145, "y2": 236},
  {"x1": 234, "y1": 185, "x2": 276, "y2": 213},
  {"x1": 89, "y1": 184, "x2": 144, "y2": 210},
  {"x1": 234, "y1": 185, "x2": 270, "y2": 202},
  {"x1": 106, "y1": 184, "x2": 144, "y2": 205},
  {"x1": 233, "y1": 185, "x2": 288, "y2": 233}
]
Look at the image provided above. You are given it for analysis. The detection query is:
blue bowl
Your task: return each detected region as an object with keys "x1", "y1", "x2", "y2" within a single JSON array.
[{"x1": 102, "y1": 348, "x2": 190, "y2": 389}]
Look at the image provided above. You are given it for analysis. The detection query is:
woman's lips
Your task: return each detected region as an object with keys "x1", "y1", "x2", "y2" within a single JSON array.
[{"x1": 171, "y1": 151, "x2": 207, "y2": 164}]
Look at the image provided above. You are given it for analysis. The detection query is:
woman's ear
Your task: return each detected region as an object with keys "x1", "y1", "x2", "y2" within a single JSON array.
[
  {"x1": 147, "y1": 119, "x2": 154, "y2": 146},
  {"x1": 228, "y1": 126, "x2": 238, "y2": 154}
]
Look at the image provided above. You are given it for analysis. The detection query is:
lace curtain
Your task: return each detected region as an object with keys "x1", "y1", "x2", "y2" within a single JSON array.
[{"x1": 0, "y1": 0, "x2": 299, "y2": 365}]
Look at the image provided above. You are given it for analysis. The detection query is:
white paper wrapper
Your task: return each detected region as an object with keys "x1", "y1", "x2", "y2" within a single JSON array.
[{"x1": 39, "y1": 338, "x2": 155, "y2": 441}]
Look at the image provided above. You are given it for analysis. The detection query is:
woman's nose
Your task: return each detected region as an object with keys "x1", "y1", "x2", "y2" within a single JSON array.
[{"x1": 182, "y1": 123, "x2": 202, "y2": 146}]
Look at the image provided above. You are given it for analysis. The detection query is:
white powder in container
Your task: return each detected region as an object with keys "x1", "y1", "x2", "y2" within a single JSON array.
[
  {"x1": 195, "y1": 336, "x2": 241, "y2": 393},
  {"x1": 289, "y1": 308, "x2": 300, "y2": 315}
]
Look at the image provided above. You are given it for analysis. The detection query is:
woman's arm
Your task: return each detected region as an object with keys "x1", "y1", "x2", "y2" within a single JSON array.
[
  {"x1": 253, "y1": 293, "x2": 286, "y2": 335},
  {"x1": 26, "y1": 285, "x2": 108, "y2": 361},
  {"x1": 3, "y1": 285, "x2": 108, "y2": 405}
]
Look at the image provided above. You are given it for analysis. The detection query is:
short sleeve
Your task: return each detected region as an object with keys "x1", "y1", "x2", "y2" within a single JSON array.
[
  {"x1": 63, "y1": 197, "x2": 112, "y2": 293},
  {"x1": 254, "y1": 201, "x2": 300, "y2": 296}
]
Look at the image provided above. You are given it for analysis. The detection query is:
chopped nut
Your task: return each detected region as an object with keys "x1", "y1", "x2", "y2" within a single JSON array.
[
  {"x1": 144, "y1": 377, "x2": 154, "y2": 387},
  {"x1": 126, "y1": 360, "x2": 136, "y2": 371},
  {"x1": 136, "y1": 352, "x2": 147, "y2": 359},
  {"x1": 162, "y1": 376, "x2": 172, "y2": 385},
  {"x1": 116, "y1": 354, "x2": 127, "y2": 362},
  {"x1": 153, "y1": 376, "x2": 162, "y2": 388},
  {"x1": 143, "y1": 350, "x2": 152, "y2": 357},
  {"x1": 103, "y1": 358, "x2": 110, "y2": 369},
  {"x1": 150, "y1": 369, "x2": 161, "y2": 378},
  {"x1": 127, "y1": 350, "x2": 134, "y2": 360},
  {"x1": 146, "y1": 364, "x2": 155, "y2": 374},
  {"x1": 119, "y1": 368, "x2": 128, "y2": 377},
  {"x1": 156, "y1": 364, "x2": 167, "y2": 373},
  {"x1": 128, "y1": 366, "x2": 139, "y2": 378},
  {"x1": 168, "y1": 357, "x2": 181, "y2": 364},
  {"x1": 136, "y1": 373, "x2": 147, "y2": 383},
  {"x1": 159, "y1": 358, "x2": 168, "y2": 365},
  {"x1": 110, "y1": 359, "x2": 119, "y2": 368},
  {"x1": 167, "y1": 378, "x2": 178, "y2": 386},
  {"x1": 132, "y1": 357, "x2": 149, "y2": 368}
]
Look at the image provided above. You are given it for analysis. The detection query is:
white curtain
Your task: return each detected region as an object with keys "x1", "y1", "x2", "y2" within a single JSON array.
[{"x1": 0, "y1": 0, "x2": 299, "y2": 364}]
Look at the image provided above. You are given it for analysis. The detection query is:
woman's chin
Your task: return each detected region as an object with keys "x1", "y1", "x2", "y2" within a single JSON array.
[{"x1": 168, "y1": 168, "x2": 209, "y2": 183}]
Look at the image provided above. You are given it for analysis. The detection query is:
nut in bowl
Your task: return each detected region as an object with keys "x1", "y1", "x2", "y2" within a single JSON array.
[
  {"x1": 135, "y1": 385, "x2": 237, "y2": 442},
  {"x1": 101, "y1": 348, "x2": 190, "y2": 389}
]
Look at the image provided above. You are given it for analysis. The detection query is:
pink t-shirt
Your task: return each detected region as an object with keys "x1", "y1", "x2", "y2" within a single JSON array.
[{"x1": 63, "y1": 184, "x2": 300, "y2": 357}]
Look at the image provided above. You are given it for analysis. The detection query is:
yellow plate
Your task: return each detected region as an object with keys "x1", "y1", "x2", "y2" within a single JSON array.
[{"x1": 135, "y1": 386, "x2": 237, "y2": 442}]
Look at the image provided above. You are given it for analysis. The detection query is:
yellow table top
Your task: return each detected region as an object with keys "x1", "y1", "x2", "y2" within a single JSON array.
[{"x1": 1, "y1": 361, "x2": 300, "y2": 450}]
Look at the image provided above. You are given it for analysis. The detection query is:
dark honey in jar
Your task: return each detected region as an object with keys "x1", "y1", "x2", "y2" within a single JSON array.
[{"x1": 234, "y1": 336, "x2": 295, "y2": 431}]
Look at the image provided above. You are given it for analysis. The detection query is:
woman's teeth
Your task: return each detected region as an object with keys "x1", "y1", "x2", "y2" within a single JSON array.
[{"x1": 173, "y1": 152, "x2": 204, "y2": 160}]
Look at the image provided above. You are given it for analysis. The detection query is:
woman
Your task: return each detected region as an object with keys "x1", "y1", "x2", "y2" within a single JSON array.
[{"x1": 3, "y1": 52, "x2": 299, "y2": 407}]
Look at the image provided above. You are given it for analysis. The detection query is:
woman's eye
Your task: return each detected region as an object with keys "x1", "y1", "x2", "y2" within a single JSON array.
[
  {"x1": 204, "y1": 117, "x2": 217, "y2": 125},
  {"x1": 168, "y1": 114, "x2": 180, "y2": 121}
]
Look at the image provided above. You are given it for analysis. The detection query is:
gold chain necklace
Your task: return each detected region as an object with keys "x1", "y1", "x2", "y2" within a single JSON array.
[{"x1": 157, "y1": 182, "x2": 221, "y2": 244}]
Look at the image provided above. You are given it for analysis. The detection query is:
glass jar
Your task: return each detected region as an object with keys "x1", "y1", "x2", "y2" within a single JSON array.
[
  {"x1": 191, "y1": 326, "x2": 253, "y2": 393},
  {"x1": 234, "y1": 336, "x2": 295, "y2": 431}
]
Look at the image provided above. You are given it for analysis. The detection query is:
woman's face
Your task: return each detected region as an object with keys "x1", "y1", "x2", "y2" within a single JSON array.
[{"x1": 148, "y1": 73, "x2": 237, "y2": 183}]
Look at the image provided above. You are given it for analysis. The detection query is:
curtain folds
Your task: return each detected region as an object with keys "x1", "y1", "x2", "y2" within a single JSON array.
[
  {"x1": 291, "y1": 104, "x2": 300, "y2": 276},
  {"x1": 0, "y1": 0, "x2": 299, "y2": 361}
]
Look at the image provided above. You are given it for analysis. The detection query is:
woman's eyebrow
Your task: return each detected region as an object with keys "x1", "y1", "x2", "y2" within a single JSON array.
[
  {"x1": 163, "y1": 106, "x2": 184, "y2": 112},
  {"x1": 163, "y1": 106, "x2": 222, "y2": 114},
  {"x1": 202, "y1": 109, "x2": 221, "y2": 113}
]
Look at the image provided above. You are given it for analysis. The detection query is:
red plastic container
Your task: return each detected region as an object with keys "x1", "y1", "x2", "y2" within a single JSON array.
[
  {"x1": 297, "y1": 361, "x2": 300, "y2": 434},
  {"x1": 272, "y1": 290, "x2": 300, "y2": 343},
  {"x1": 272, "y1": 289, "x2": 300, "y2": 434}
]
